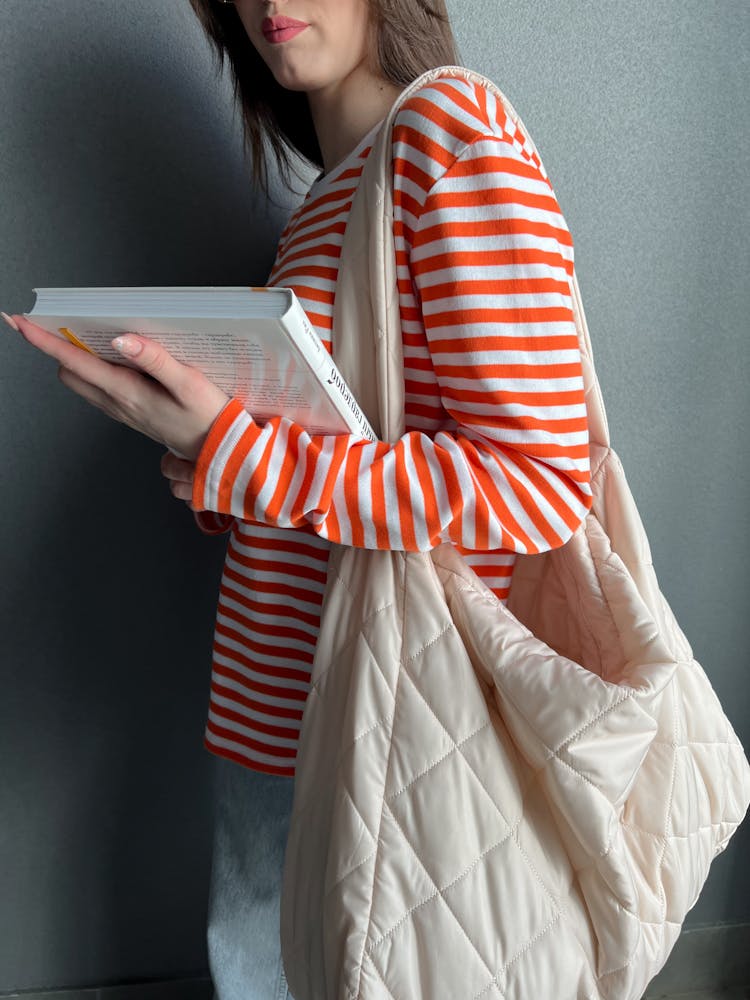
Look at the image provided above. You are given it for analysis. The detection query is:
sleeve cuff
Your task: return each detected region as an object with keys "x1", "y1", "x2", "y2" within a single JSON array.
[
  {"x1": 191, "y1": 397, "x2": 257, "y2": 515},
  {"x1": 192, "y1": 509, "x2": 235, "y2": 535}
]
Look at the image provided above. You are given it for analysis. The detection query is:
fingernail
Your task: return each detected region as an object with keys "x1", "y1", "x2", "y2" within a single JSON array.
[
  {"x1": 1, "y1": 311, "x2": 19, "y2": 332},
  {"x1": 112, "y1": 336, "x2": 143, "y2": 357}
]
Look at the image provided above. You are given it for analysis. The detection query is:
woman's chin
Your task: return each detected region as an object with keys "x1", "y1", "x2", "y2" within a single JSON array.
[
  {"x1": 267, "y1": 66, "x2": 318, "y2": 93},
  {"x1": 273, "y1": 76, "x2": 311, "y2": 93},
  {"x1": 262, "y1": 56, "x2": 338, "y2": 96}
]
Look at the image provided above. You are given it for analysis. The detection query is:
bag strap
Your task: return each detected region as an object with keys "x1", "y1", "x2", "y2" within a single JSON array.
[{"x1": 332, "y1": 64, "x2": 610, "y2": 452}]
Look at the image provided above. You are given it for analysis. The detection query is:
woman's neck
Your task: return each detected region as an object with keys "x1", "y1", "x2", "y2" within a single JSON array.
[{"x1": 307, "y1": 62, "x2": 403, "y2": 177}]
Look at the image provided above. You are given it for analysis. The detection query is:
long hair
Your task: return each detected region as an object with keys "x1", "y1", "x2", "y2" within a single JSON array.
[{"x1": 187, "y1": 0, "x2": 462, "y2": 198}]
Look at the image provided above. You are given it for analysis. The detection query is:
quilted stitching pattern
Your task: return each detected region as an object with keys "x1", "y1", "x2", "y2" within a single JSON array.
[
  {"x1": 283, "y1": 498, "x2": 749, "y2": 999},
  {"x1": 279, "y1": 66, "x2": 750, "y2": 1000}
]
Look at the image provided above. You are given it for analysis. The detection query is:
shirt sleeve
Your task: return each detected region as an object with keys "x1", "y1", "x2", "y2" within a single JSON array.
[
  {"x1": 192, "y1": 509, "x2": 235, "y2": 535},
  {"x1": 190, "y1": 134, "x2": 593, "y2": 554}
]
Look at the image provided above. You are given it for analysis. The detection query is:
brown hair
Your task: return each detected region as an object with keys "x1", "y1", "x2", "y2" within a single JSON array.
[{"x1": 187, "y1": 0, "x2": 462, "y2": 199}]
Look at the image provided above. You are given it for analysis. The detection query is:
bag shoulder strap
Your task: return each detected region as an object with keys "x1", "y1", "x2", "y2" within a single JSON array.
[{"x1": 333, "y1": 64, "x2": 610, "y2": 451}]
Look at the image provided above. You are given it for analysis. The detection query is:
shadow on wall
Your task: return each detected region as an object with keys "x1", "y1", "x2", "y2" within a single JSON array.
[
  {"x1": 1, "y1": 421, "x2": 225, "y2": 984},
  {"x1": 0, "y1": 1, "x2": 291, "y2": 990},
  {"x1": 3, "y1": 2, "x2": 288, "y2": 298}
]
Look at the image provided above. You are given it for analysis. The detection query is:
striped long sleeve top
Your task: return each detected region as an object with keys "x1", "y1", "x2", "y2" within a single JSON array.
[{"x1": 191, "y1": 73, "x2": 593, "y2": 778}]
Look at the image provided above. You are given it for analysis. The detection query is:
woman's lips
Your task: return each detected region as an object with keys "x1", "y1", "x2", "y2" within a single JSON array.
[{"x1": 261, "y1": 15, "x2": 309, "y2": 43}]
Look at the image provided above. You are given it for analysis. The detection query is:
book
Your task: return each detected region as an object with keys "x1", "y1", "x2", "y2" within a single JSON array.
[{"x1": 26, "y1": 285, "x2": 376, "y2": 441}]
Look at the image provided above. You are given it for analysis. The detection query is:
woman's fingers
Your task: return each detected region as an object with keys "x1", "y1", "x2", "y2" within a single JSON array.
[
  {"x1": 12, "y1": 315, "x2": 195, "y2": 405},
  {"x1": 15, "y1": 316, "x2": 167, "y2": 429},
  {"x1": 57, "y1": 364, "x2": 111, "y2": 411},
  {"x1": 13, "y1": 315, "x2": 126, "y2": 392},
  {"x1": 170, "y1": 480, "x2": 193, "y2": 502},
  {"x1": 57, "y1": 363, "x2": 168, "y2": 447},
  {"x1": 160, "y1": 450, "x2": 196, "y2": 504},
  {"x1": 160, "y1": 449, "x2": 195, "y2": 484},
  {"x1": 11, "y1": 314, "x2": 230, "y2": 463},
  {"x1": 108, "y1": 333, "x2": 199, "y2": 404}
]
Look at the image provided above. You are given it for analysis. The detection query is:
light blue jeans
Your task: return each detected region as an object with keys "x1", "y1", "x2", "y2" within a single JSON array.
[{"x1": 207, "y1": 755, "x2": 296, "y2": 1000}]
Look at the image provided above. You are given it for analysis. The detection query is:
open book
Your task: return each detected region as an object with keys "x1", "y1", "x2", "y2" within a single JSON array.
[{"x1": 26, "y1": 285, "x2": 376, "y2": 440}]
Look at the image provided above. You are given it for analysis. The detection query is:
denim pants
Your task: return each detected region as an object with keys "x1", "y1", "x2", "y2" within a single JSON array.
[{"x1": 207, "y1": 755, "x2": 296, "y2": 1000}]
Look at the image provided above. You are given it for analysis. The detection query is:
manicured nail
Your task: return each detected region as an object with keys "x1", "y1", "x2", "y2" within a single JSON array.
[
  {"x1": 1, "y1": 311, "x2": 19, "y2": 332},
  {"x1": 112, "y1": 336, "x2": 143, "y2": 357}
]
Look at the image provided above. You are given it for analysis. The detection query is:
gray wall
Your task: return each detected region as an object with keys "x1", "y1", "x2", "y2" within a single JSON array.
[{"x1": 0, "y1": 0, "x2": 747, "y2": 992}]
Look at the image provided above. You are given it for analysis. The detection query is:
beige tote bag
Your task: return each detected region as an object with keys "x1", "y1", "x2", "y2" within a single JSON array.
[{"x1": 280, "y1": 66, "x2": 750, "y2": 1000}]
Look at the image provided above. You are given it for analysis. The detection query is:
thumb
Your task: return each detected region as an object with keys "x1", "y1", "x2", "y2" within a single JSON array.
[{"x1": 112, "y1": 335, "x2": 188, "y2": 394}]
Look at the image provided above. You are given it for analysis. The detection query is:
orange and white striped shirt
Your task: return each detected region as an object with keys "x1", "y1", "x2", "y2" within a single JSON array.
[{"x1": 192, "y1": 73, "x2": 593, "y2": 778}]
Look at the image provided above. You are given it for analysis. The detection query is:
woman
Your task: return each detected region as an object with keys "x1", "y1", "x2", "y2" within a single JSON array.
[{"x1": 4, "y1": 0, "x2": 593, "y2": 996}]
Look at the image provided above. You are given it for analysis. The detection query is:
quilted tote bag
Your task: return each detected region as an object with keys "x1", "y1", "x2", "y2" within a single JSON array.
[{"x1": 280, "y1": 66, "x2": 750, "y2": 1000}]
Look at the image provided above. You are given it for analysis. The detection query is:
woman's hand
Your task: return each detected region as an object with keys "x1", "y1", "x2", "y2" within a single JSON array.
[
  {"x1": 8, "y1": 314, "x2": 231, "y2": 462},
  {"x1": 161, "y1": 450, "x2": 196, "y2": 510}
]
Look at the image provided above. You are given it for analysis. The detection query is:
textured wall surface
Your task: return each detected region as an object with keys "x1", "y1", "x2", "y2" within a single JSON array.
[{"x1": 0, "y1": 0, "x2": 748, "y2": 991}]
